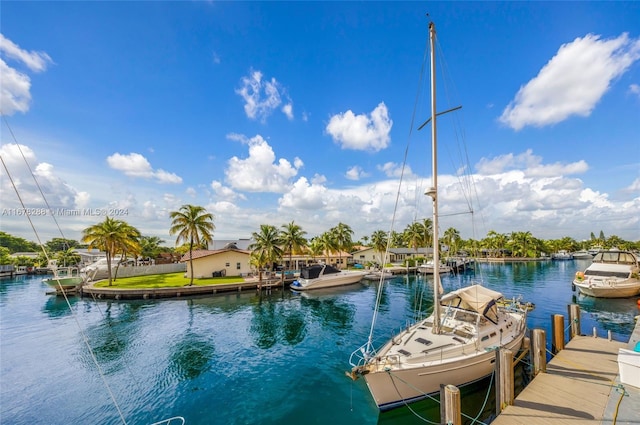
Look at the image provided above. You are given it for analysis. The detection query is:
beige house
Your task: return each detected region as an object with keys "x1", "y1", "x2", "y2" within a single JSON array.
[
  {"x1": 180, "y1": 247, "x2": 252, "y2": 278},
  {"x1": 352, "y1": 247, "x2": 433, "y2": 265}
]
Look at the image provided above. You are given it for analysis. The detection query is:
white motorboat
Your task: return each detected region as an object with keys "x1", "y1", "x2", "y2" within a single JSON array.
[
  {"x1": 552, "y1": 250, "x2": 573, "y2": 260},
  {"x1": 572, "y1": 250, "x2": 593, "y2": 259},
  {"x1": 348, "y1": 21, "x2": 529, "y2": 411},
  {"x1": 290, "y1": 264, "x2": 367, "y2": 291},
  {"x1": 42, "y1": 265, "x2": 86, "y2": 290},
  {"x1": 572, "y1": 249, "x2": 640, "y2": 298},
  {"x1": 417, "y1": 260, "x2": 451, "y2": 274}
]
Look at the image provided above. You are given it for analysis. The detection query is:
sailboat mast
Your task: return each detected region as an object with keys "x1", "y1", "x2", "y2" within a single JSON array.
[{"x1": 428, "y1": 21, "x2": 441, "y2": 335}]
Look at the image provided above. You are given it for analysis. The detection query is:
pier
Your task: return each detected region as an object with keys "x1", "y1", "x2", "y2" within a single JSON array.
[{"x1": 490, "y1": 310, "x2": 640, "y2": 424}]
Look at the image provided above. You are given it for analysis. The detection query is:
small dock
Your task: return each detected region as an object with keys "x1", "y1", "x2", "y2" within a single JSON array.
[{"x1": 492, "y1": 319, "x2": 640, "y2": 424}]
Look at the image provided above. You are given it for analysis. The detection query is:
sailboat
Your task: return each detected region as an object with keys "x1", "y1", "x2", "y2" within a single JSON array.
[{"x1": 348, "y1": 22, "x2": 529, "y2": 411}]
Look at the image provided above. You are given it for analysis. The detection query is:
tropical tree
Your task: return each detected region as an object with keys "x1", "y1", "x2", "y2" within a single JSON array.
[
  {"x1": 279, "y1": 221, "x2": 307, "y2": 272},
  {"x1": 316, "y1": 231, "x2": 339, "y2": 266},
  {"x1": 55, "y1": 248, "x2": 81, "y2": 267},
  {"x1": 248, "y1": 224, "x2": 283, "y2": 281},
  {"x1": 169, "y1": 205, "x2": 215, "y2": 286},
  {"x1": 442, "y1": 227, "x2": 461, "y2": 257},
  {"x1": 82, "y1": 217, "x2": 142, "y2": 286},
  {"x1": 403, "y1": 221, "x2": 425, "y2": 254},
  {"x1": 370, "y1": 230, "x2": 388, "y2": 266},
  {"x1": 140, "y1": 236, "x2": 166, "y2": 262},
  {"x1": 330, "y1": 222, "x2": 354, "y2": 269}
]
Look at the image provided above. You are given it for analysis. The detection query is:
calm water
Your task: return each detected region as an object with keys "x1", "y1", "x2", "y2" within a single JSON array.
[{"x1": 1, "y1": 260, "x2": 638, "y2": 425}]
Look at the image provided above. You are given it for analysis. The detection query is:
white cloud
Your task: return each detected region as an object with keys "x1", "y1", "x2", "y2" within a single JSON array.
[
  {"x1": 235, "y1": 69, "x2": 293, "y2": 122},
  {"x1": 0, "y1": 35, "x2": 54, "y2": 115},
  {"x1": 279, "y1": 177, "x2": 328, "y2": 210},
  {"x1": 325, "y1": 102, "x2": 393, "y2": 151},
  {"x1": 225, "y1": 134, "x2": 301, "y2": 192},
  {"x1": 378, "y1": 161, "x2": 412, "y2": 178},
  {"x1": 210, "y1": 180, "x2": 245, "y2": 201},
  {"x1": 106, "y1": 152, "x2": 182, "y2": 184},
  {"x1": 476, "y1": 149, "x2": 588, "y2": 177},
  {"x1": 629, "y1": 83, "x2": 640, "y2": 98},
  {"x1": 0, "y1": 143, "x2": 88, "y2": 209},
  {"x1": 0, "y1": 34, "x2": 53, "y2": 72},
  {"x1": 500, "y1": 33, "x2": 640, "y2": 130},
  {"x1": 345, "y1": 165, "x2": 369, "y2": 181}
]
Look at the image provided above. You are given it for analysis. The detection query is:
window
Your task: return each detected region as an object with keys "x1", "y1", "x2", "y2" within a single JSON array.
[
  {"x1": 225, "y1": 262, "x2": 230, "y2": 267},
  {"x1": 236, "y1": 262, "x2": 241, "y2": 270}
]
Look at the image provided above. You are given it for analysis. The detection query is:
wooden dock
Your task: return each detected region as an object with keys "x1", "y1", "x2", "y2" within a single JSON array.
[{"x1": 492, "y1": 329, "x2": 638, "y2": 424}]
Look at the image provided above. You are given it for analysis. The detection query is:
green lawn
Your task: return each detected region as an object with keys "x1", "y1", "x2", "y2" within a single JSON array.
[{"x1": 93, "y1": 272, "x2": 245, "y2": 289}]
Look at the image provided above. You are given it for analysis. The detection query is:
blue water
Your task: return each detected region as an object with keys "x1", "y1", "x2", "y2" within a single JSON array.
[{"x1": 1, "y1": 260, "x2": 637, "y2": 425}]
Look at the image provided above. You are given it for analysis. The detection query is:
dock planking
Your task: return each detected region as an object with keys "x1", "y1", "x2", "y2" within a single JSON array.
[{"x1": 492, "y1": 334, "x2": 627, "y2": 424}]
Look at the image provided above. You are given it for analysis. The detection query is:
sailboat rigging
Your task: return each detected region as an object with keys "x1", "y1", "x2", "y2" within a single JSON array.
[{"x1": 348, "y1": 21, "x2": 529, "y2": 411}]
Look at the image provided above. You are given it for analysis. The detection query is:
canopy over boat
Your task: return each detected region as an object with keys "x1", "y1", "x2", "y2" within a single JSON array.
[{"x1": 440, "y1": 284, "x2": 502, "y2": 323}]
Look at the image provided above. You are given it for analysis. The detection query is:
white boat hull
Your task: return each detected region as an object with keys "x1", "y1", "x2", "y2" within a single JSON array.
[
  {"x1": 361, "y1": 330, "x2": 525, "y2": 410},
  {"x1": 573, "y1": 278, "x2": 640, "y2": 298},
  {"x1": 291, "y1": 271, "x2": 367, "y2": 291}
]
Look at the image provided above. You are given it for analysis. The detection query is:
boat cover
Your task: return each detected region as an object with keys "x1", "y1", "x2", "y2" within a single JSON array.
[
  {"x1": 300, "y1": 264, "x2": 341, "y2": 279},
  {"x1": 440, "y1": 284, "x2": 503, "y2": 322}
]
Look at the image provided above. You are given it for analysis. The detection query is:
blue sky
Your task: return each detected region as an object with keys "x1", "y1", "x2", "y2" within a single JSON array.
[{"x1": 1, "y1": 1, "x2": 639, "y2": 247}]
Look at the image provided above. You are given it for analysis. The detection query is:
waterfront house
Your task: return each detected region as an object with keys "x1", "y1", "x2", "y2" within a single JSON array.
[
  {"x1": 180, "y1": 244, "x2": 252, "y2": 278},
  {"x1": 352, "y1": 247, "x2": 433, "y2": 266}
]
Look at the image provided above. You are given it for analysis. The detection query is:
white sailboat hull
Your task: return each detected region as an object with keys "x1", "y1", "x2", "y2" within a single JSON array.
[{"x1": 361, "y1": 325, "x2": 525, "y2": 410}]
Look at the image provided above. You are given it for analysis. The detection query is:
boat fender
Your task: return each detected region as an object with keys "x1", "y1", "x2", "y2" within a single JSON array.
[
  {"x1": 292, "y1": 280, "x2": 300, "y2": 287},
  {"x1": 575, "y1": 271, "x2": 584, "y2": 282}
]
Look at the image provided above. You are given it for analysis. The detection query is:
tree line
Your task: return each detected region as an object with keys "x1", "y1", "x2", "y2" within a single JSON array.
[{"x1": 2, "y1": 206, "x2": 638, "y2": 286}]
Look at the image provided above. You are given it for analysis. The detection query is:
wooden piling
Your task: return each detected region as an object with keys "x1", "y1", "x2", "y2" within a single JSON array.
[
  {"x1": 567, "y1": 304, "x2": 581, "y2": 339},
  {"x1": 531, "y1": 328, "x2": 546, "y2": 375},
  {"x1": 495, "y1": 348, "x2": 514, "y2": 414},
  {"x1": 551, "y1": 314, "x2": 565, "y2": 354},
  {"x1": 440, "y1": 384, "x2": 461, "y2": 425}
]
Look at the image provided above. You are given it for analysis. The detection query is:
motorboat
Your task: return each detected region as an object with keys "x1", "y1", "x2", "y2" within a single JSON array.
[
  {"x1": 552, "y1": 250, "x2": 573, "y2": 260},
  {"x1": 572, "y1": 249, "x2": 640, "y2": 298},
  {"x1": 290, "y1": 264, "x2": 367, "y2": 291},
  {"x1": 417, "y1": 260, "x2": 451, "y2": 274},
  {"x1": 347, "y1": 21, "x2": 529, "y2": 411},
  {"x1": 572, "y1": 250, "x2": 593, "y2": 259},
  {"x1": 42, "y1": 265, "x2": 86, "y2": 290}
]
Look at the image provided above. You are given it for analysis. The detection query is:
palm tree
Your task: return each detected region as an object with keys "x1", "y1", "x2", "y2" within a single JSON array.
[
  {"x1": 169, "y1": 205, "x2": 215, "y2": 286},
  {"x1": 55, "y1": 248, "x2": 81, "y2": 267},
  {"x1": 330, "y1": 222, "x2": 354, "y2": 269},
  {"x1": 280, "y1": 221, "x2": 307, "y2": 272},
  {"x1": 317, "y1": 231, "x2": 339, "y2": 266},
  {"x1": 248, "y1": 224, "x2": 283, "y2": 282},
  {"x1": 140, "y1": 236, "x2": 165, "y2": 263},
  {"x1": 112, "y1": 222, "x2": 142, "y2": 280},
  {"x1": 442, "y1": 227, "x2": 461, "y2": 258},
  {"x1": 370, "y1": 230, "x2": 388, "y2": 267},
  {"x1": 82, "y1": 217, "x2": 141, "y2": 286},
  {"x1": 403, "y1": 222, "x2": 425, "y2": 255}
]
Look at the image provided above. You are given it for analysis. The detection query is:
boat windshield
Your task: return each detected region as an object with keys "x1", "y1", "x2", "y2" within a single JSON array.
[
  {"x1": 593, "y1": 251, "x2": 637, "y2": 264},
  {"x1": 585, "y1": 270, "x2": 631, "y2": 278}
]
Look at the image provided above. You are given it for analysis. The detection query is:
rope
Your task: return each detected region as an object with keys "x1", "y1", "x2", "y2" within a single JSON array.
[{"x1": 1, "y1": 118, "x2": 129, "y2": 425}]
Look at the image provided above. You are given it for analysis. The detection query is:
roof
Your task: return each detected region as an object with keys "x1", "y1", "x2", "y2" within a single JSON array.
[{"x1": 180, "y1": 248, "x2": 250, "y2": 262}]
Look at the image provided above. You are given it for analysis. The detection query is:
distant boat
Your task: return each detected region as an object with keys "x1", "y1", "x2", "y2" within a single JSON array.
[
  {"x1": 348, "y1": 21, "x2": 529, "y2": 411},
  {"x1": 572, "y1": 250, "x2": 593, "y2": 259},
  {"x1": 572, "y1": 249, "x2": 640, "y2": 298},
  {"x1": 416, "y1": 260, "x2": 451, "y2": 274},
  {"x1": 290, "y1": 264, "x2": 367, "y2": 291},
  {"x1": 552, "y1": 250, "x2": 573, "y2": 260},
  {"x1": 42, "y1": 265, "x2": 86, "y2": 290}
]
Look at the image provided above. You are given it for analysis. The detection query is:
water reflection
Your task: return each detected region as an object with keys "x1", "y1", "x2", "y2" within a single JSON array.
[
  {"x1": 168, "y1": 332, "x2": 215, "y2": 380},
  {"x1": 42, "y1": 294, "x2": 79, "y2": 318}
]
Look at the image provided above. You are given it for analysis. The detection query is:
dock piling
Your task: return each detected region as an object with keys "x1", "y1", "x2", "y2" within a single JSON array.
[
  {"x1": 551, "y1": 314, "x2": 565, "y2": 354},
  {"x1": 531, "y1": 328, "x2": 546, "y2": 375},
  {"x1": 440, "y1": 384, "x2": 461, "y2": 425},
  {"x1": 568, "y1": 304, "x2": 581, "y2": 338}
]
